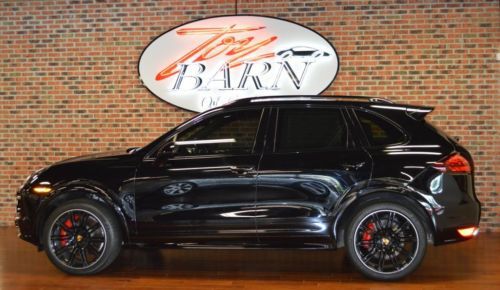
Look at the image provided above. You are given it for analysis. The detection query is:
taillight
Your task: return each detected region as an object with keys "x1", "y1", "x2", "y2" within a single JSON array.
[{"x1": 433, "y1": 153, "x2": 471, "y2": 174}]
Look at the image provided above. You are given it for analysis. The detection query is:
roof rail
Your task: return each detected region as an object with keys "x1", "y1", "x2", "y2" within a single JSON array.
[
  {"x1": 246, "y1": 95, "x2": 394, "y2": 104},
  {"x1": 326, "y1": 96, "x2": 394, "y2": 104},
  {"x1": 368, "y1": 97, "x2": 394, "y2": 104}
]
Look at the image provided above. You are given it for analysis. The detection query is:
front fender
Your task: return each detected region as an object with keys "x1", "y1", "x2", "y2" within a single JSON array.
[{"x1": 34, "y1": 179, "x2": 134, "y2": 246}]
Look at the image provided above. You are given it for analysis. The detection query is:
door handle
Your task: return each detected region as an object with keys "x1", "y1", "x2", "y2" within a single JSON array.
[
  {"x1": 342, "y1": 162, "x2": 366, "y2": 171},
  {"x1": 229, "y1": 166, "x2": 255, "y2": 176}
]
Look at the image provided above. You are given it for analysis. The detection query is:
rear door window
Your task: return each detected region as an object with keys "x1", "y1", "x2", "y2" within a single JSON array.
[
  {"x1": 275, "y1": 107, "x2": 347, "y2": 152},
  {"x1": 355, "y1": 110, "x2": 406, "y2": 146}
]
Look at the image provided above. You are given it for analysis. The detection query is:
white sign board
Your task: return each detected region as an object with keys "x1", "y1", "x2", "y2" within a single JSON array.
[{"x1": 139, "y1": 15, "x2": 339, "y2": 112}]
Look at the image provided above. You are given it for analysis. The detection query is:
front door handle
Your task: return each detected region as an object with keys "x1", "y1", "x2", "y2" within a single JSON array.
[
  {"x1": 229, "y1": 166, "x2": 255, "y2": 176},
  {"x1": 342, "y1": 162, "x2": 366, "y2": 171}
]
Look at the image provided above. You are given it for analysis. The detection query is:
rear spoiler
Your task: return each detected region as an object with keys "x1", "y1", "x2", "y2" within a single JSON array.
[
  {"x1": 405, "y1": 106, "x2": 434, "y2": 120},
  {"x1": 369, "y1": 104, "x2": 434, "y2": 120}
]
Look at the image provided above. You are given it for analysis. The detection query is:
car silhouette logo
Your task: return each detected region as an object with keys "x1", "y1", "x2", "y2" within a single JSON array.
[{"x1": 276, "y1": 46, "x2": 331, "y2": 59}]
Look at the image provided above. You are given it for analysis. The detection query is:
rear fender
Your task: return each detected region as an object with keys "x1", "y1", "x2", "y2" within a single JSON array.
[{"x1": 332, "y1": 178, "x2": 439, "y2": 248}]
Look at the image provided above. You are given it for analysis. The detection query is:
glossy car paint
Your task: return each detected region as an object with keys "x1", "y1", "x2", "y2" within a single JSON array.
[
  {"x1": 133, "y1": 108, "x2": 268, "y2": 244},
  {"x1": 253, "y1": 106, "x2": 371, "y2": 247},
  {"x1": 16, "y1": 97, "x2": 481, "y2": 250}
]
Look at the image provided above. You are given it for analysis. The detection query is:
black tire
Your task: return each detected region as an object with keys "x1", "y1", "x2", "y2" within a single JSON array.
[
  {"x1": 42, "y1": 198, "x2": 122, "y2": 275},
  {"x1": 345, "y1": 202, "x2": 427, "y2": 280}
]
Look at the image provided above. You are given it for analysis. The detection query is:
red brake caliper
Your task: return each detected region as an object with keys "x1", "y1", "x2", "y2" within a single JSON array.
[
  {"x1": 361, "y1": 222, "x2": 376, "y2": 249},
  {"x1": 59, "y1": 214, "x2": 79, "y2": 246}
]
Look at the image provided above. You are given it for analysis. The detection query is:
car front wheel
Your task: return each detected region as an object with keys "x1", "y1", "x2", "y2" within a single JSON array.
[
  {"x1": 42, "y1": 198, "x2": 122, "y2": 275},
  {"x1": 345, "y1": 202, "x2": 427, "y2": 280}
]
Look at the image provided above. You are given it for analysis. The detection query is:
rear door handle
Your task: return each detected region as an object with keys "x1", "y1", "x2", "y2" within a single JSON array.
[
  {"x1": 342, "y1": 162, "x2": 366, "y2": 171},
  {"x1": 230, "y1": 166, "x2": 255, "y2": 175}
]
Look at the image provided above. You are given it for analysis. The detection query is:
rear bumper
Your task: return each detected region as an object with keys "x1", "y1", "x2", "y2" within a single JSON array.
[
  {"x1": 434, "y1": 225, "x2": 479, "y2": 245},
  {"x1": 431, "y1": 174, "x2": 481, "y2": 245}
]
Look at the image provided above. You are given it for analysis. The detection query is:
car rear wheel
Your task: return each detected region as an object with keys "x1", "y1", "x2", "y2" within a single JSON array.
[
  {"x1": 345, "y1": 202, "x2": 427, "y2": 280},
  {"x1": 42, "y1": 199, "x2": 122, "y2": 275}
]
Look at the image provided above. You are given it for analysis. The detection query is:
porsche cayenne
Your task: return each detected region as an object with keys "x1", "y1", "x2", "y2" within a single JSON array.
[{"x1": 16, "y1": 96, "x2": 481, "y2": 280}]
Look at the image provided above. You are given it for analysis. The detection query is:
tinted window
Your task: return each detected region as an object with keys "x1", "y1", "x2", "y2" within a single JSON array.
[
  {"x1": 175, "y1": 109, "x2": 262, "y2": 156},
  {"x1": 355, "y1": 110, "x2": 405, "y2": 146},
  {"x1": 275, "y1": 108, "x2": 347, "y2": 152}
]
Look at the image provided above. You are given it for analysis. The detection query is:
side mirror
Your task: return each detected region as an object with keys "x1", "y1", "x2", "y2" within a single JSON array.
[
  {"x1": 155, "y1": 142, "x2": 176, "y2": 167},
  {"x1": 126, "y1": 147, "x2": 140, "y2": 154}
]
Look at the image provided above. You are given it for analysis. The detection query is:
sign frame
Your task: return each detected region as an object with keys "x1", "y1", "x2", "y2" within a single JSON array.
[{"x1": 138, "y1": 14, "x2": 340, "y2": 113}]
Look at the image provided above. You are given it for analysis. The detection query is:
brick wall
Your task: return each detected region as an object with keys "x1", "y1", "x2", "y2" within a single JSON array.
[{"x1": 0, "y1": 0, "x2": 498, "y2": 231}]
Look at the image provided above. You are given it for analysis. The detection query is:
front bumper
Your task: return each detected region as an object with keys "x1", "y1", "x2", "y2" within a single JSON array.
[{"x1": 15, "y1": 189, "x2": 38, "y2": 245}]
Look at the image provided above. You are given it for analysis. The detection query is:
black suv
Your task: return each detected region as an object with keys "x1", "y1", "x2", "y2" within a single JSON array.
[{"x1": 16, "y1": 96, "x2": 481, "y2": 280}]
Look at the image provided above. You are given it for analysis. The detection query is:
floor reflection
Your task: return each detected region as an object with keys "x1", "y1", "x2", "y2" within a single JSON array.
[{"x1": 1, "y1": 227, "x2": 498, "y2": 289}]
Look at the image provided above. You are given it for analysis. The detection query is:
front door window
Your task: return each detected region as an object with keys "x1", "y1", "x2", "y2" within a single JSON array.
[{"x1": 175, "y1": 109, "x2": 262, "y2": 156}]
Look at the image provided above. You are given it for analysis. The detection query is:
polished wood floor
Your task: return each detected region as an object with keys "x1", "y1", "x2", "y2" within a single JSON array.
[{"x1": 1, "y1": 227, "x2": 498, "y2": 290}]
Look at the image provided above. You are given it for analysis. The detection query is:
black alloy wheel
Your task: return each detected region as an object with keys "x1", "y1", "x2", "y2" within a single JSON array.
[
  {"x1": 49, "y1": 209, "x2": 106, "y2": 269},
  {"x1": 346, "y1": 202, "x2": 427, "y2": 280},
  {"x1": 43, "y1": 199, "x2": 122, "y2": 275}
]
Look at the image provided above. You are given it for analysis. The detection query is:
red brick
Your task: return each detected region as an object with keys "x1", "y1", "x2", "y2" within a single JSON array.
[{"x1": 0, "y1": 0, "x2": 498, "y2": 232}]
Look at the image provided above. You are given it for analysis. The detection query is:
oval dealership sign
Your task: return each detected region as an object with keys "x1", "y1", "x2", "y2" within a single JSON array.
[{"x1": 139, "y1": 15, "x2": 339, "y2": 112}]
